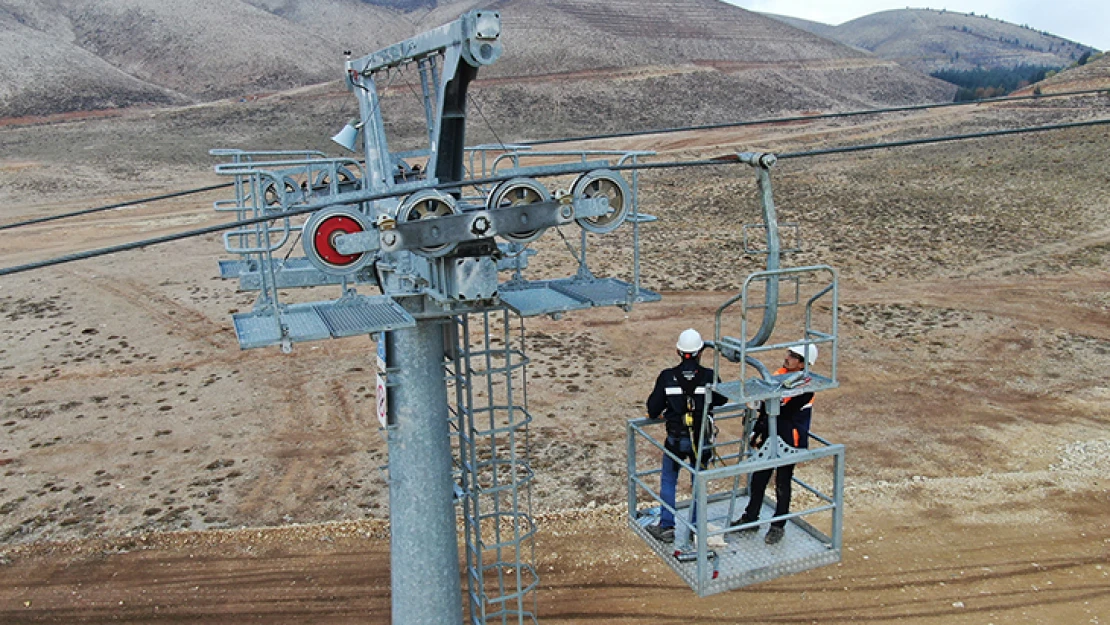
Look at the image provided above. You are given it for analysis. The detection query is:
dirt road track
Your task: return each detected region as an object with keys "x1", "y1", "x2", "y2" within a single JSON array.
[{"x1": 1, "y1": 509, "x2": 1107, "y2": 624}]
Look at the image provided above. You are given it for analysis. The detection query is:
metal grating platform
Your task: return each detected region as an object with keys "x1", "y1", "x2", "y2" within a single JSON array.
[
  {"x1": 550, "y1": 277, "x2": 657, "y2": 308},
  {"x1": 233, "y1": 306, "x2": 330, "y2": 349},
  {"x1": 231, "y1": 295, "x2": 415, "y2": 349},
  {"x1": 631, "y1": 497, "x2": 840, "y2": 596},
  {"x1": 716, "y1": 371, "x2": 837, "y2": 405},
  {"x1": 497, "y1": 284, "x2": 591, "y2": 317},
  {"x1": 498, "y1": 278, "x2": 660, "y2": 317},
  {"x1": 316, "y1": 296, "x2": 415, "y2": 338}
]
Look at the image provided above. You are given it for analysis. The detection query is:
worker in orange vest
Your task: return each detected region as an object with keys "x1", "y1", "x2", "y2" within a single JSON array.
[{"x1": 732, "y1": 343, "x2": 816, "y2": 545}]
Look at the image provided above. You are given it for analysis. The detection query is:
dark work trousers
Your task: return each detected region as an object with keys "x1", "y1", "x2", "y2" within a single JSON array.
[{"x1": 744, "y1": 462, "x2": 796, "y2": 529}]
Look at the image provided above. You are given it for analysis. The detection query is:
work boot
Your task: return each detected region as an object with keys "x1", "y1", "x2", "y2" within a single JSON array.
[
  {"x1": 730, "y1": 515, "x2": 759, "y2": 533},
  {"x1": 645, "y1": 524, "x2": 675, "y2": 543},
  {"x1": 764, "y1": 525, "x2": 785, "y2": 545}
]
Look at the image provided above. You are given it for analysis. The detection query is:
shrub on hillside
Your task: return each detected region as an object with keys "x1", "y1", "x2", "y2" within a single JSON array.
[{"x1": 932, "y1": 64, "x2": 1060, "y2": 101}]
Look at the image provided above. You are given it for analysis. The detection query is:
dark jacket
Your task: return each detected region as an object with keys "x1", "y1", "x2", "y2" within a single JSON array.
[
  {"x1": 646, "y1": 359, "x2": 728, "y2": 441},
  {"x1": 753, "y1": 368, "x2": 814, "y2": 448}
]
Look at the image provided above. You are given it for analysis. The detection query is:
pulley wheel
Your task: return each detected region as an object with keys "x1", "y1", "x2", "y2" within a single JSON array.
[
  {"x1": 572, "y1": 169, "x2": 630, "y2": 234},
  {"x1": 262, "y1": 176, "x2": 301, "y2": 210},
  {"x1": 302, "y1": 206, "x2": 373, "y2": 275},
  {"x1": 486, "y1": 177, "x2": 550, "y2": 244},
  {"x1": 313, "y1": 166, "x2": 359, "y2": 192},
  {"x1": 398, "y1": 190, "x2": 459, "y2": 257}
]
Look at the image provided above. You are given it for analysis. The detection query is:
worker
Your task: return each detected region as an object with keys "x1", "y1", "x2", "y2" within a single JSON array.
[
  {"x1": 732, "y1": 343, "x2": 816, "y2": 545},
  {"x1": 644, "y1": 329, "x2": 727, "y2": 543}
]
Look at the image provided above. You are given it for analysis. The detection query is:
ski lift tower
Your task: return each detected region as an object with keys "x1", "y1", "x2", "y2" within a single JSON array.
[
  {"x1": 210, "y1": 7, "x2": 845, "y2": 622},
  {"x1": 211, "y1": 10, "x2": 658, "y2": 625}
]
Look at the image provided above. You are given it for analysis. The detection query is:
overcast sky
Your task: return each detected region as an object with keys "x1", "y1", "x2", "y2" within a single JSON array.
[{"x1": 723, "y1": 1, "x2": 1108, "y2": 51}]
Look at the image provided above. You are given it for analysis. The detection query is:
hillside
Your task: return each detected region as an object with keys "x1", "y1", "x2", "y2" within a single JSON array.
[
  {"x1": 759, "y1": 12, "x2": 837, "y2": 39},
  {"x1": 809, "y1": 8, "x2": 1097, "y2": 74},
  {"x1": 1027, "y1": 52, "x2": 1110, "y2": 93},
  {"x1": 0, "y1": 10, "x2": 186, "y2": 119},
  {"x1": 0, "y1": 0, "x2": 402, "y2": 114},
  {"x1": 0, "y1": 0, "x2": 954, "y2": 124},
  {"x1": 0, "y1": 11, "x2": 1108, "y2": 621}
]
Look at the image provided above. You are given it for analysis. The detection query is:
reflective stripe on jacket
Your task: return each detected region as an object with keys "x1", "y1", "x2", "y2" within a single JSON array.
[{"x1": 647, "y1": 363, "x2": 726, "y2": 439}]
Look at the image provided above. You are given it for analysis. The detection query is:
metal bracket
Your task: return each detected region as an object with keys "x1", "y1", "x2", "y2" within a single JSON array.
[
  {"x1": 381, "y1": 200, "x2": 575, "y2": 253},
  {"x1": 334, "y1": 230, "x2": 382, "y2": 256}
]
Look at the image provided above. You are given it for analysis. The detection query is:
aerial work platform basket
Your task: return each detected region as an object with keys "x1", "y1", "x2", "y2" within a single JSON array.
[
  {"x1": 628, "y1": 414, "x2": 845, "y2": 596},
  {"x1": 627, "y1": 265, "x2": 843, "y2": 596}
]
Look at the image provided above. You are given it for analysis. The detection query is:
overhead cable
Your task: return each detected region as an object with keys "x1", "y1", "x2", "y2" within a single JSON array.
[
  {"x1": 5, "y1": 88, "x2": 1105, "y2": 234},
  {"x1": 519, "y1": 88, "x2": 1110, "y2": 146},
  {"x1": 775, "y1": 117, "x2": 1110, "y2": 160},
  {"x1": 0, "y1": 183, "x2": 232, "y2": 232},
  {"x1": 2, "y1": 117, "x2": 1108, "y2": 278}
]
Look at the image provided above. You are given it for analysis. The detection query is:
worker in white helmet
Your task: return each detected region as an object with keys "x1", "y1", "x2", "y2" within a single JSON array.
[
  {"x1": 731, "y1": 343, "x2": 817, "y2": 545},
  {"x1": 643, "y1": 329, "x2": 727, "y2": 544}
]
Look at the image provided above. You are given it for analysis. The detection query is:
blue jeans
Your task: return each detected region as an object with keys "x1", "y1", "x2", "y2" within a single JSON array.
[{"x1": 659, "y1": 435, "x2": 706, "y2": 530}]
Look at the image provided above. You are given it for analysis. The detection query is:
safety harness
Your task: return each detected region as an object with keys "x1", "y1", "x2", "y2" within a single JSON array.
[{"x1": 673, "y1": 369, "x2": 718, "y2": 469}]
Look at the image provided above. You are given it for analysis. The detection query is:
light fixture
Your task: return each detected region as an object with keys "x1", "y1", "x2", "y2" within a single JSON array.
[{"x1": 331, "y1": 118, "x2": 363, "y2": 152}]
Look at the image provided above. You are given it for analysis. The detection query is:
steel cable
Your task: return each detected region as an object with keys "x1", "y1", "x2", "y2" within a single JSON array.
[
  {"x1": 4, "y1": 87, "x2": 1104, "y2": 234},
  {"x1": 1, "y1": 117, "x2": 1108, "y2": 277},
  {"x1": 0, "y1": 183, "x2": 232, "y2": 232},
  {"x1": 518, "y1": 88, "x2": 1110, "y2": 146}
]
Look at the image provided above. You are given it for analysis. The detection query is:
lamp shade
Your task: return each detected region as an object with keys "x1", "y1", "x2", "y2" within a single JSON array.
[{"x1": 331, "y1": 121, "x2": 361, "y2": 152}]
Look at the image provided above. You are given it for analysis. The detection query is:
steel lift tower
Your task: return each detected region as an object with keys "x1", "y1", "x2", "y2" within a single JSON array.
[
  {"x1": 213, "y1": 10, "x2": 657, "y2": 624},
  {"x1": 211, "y1": 8, "x2": 842, "y2": 622}
]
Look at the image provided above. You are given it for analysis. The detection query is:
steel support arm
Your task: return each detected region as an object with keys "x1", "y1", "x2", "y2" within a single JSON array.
[{"x1": 346, "y1": 10, "x2": 502, "y2": 76}]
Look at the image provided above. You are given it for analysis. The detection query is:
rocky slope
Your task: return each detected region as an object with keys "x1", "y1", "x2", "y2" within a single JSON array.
[
  {"x1": 0, "y1": 0, "x2": 954, "y2": 124},
  {"x1": 769, "y1": 8, "x2": 1098, "y2": 74}
]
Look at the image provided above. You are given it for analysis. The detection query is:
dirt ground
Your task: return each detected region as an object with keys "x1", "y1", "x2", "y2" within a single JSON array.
[{"x1": 1, "y1": 86, "x2": 1109, "y2": 622}]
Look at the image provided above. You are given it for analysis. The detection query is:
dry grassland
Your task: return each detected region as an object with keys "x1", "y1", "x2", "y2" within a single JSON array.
[{"x1": 0, "y1": 78, "x2": 1108, "y2": 622}]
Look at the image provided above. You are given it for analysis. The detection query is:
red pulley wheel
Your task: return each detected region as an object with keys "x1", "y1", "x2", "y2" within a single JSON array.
[{"x1": 313, "y1": 215, "x2": 363, "y2": 266}]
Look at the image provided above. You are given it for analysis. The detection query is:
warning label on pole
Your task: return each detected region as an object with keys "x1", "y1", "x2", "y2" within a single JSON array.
[{"x1": 376, "y1": 372, "x2": 389, "y2": 428}]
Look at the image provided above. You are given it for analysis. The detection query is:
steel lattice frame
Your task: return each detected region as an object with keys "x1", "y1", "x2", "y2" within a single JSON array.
[{"x1": 449, "y1": 310, "x2": 538, "y2": 624}]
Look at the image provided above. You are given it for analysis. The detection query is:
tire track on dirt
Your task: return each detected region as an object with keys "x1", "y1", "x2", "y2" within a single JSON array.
[
  {"x1": 846, "y1": 275, "x2": 1110, "y2": 339},
  {"x1": 234, "y1": 367, "x2": 374, "y2": 524},
  {"x1": 71, "y1": 272, "x2": 231, "y2": 350},
  {"x1": 960, "y1": 226, "x2": 1110, "y2": 277},
  {"x1": 236, "y1": 372, "x2": 319, "y2": 522}
]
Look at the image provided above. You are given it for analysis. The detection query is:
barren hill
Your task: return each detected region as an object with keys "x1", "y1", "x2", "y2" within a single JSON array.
[
  {"x1": 1028, "y1": 52, "x2": 1110, "y2": 93},
  {"x1": 0, "y1": 10, "x2": 1107, "y2": 622},
  {"x1": 0, "y1": 0, "x2": 954, "y2": 125},
  {"x1": 759, "y1": 12, "x2": 837, "y2": 39},
  {"x1": 0, "y1": 0, "x2": 403, "y2": 116},
  {"x1": 774, "y1": 8, "x2": 1099, "y2": 74},
  {"x1": 0, "y1": 10, "x2": 185, "y2": 119},
  {"x1": 0, "y1": 65, "x2": 1108, "y2": 623}
]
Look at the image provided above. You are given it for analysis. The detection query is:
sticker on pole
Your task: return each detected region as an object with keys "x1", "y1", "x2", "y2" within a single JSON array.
[{"x1": 376, "y1": 372, "x2": 389, "y2": 428}]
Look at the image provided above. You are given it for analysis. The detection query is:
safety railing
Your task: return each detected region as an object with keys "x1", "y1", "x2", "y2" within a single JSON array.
[{"x1": 627, "y1": 413, "x2": 844, "y2": 596}]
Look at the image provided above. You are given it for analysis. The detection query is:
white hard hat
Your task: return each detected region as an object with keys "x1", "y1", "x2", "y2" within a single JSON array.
[
  {"x1": 788, "y1": 343, "x2": 818, "y2": 365},
  {"x1": 676, "y1": 328, "x2": 704, "y2": 353}
]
